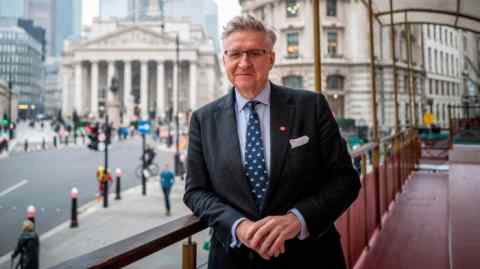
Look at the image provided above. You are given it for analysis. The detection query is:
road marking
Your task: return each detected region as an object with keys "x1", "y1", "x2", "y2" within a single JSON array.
[{"x1": 0, "y1": 180, "x2": 28, "y2": 198}]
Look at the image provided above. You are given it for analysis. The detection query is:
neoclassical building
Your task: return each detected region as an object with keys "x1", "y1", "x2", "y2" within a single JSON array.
[
  {"x1": 240, "y1": 0, "x2": 425, "y2": 130},
  {"x1": 61, "y1": 17, "x2": 222, "y2": 126}
]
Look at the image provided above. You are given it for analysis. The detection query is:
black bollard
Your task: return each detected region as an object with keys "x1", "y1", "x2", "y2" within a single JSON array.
[
  {"x1": 53, "y1": 136, "x2": 58, "y2": 148},
  {"x1": 65, "y1": 136, "x2": 69, "y2": 146},
  {"x1": 42, "y1": 138, "x2": 46, "y2": 150},
  {"x1": 70, "y1": 188, "x2": 79, "y2": 228},
  {"x1": 24, "y1": 139, "x2": 28, "y2": 152},
  {"x1": 115, "y1": 168, "x2": 122, "y2": 200}
]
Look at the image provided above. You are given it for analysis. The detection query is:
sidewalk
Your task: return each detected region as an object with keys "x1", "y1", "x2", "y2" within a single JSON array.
[{"x1": 0, "y1": 177, "x2": 210, "y2": 269}]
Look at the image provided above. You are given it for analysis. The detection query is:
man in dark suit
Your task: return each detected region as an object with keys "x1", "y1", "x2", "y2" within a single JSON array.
[{"x1": 184, "y1": 15, "x2": 360, "y2": 269}]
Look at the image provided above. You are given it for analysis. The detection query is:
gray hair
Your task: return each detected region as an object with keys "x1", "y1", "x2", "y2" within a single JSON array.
[{"x1": 222, "y1": 14, "x2": 277, "y2": 46}]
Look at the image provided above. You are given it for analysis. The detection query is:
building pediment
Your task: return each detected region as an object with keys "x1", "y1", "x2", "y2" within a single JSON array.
[{"x1": 77, "y1": 26, "x2": 175, "y2": 50}]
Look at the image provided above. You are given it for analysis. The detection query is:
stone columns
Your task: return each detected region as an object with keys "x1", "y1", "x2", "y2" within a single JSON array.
[
  {"x1": 74, "y1": 62, "x2": 83, "y2": 115},
  {"x1": 124, "y1": 61, "x2": 132, "y2": 123},
  {"x1": 156, "y1": 60, "x2": 165, "y2": 117},
  {"x1": 140, "y1": 61, "x2": 148, "y2": 119},
  {"x1": 107, "y1": 61, "x2": 115, "y2": 103},
  {"x1": 173, "y1": 60, "x2": 178, "y2": 114},
  {"x1": 90, "y1": 61, "x2": 99, "y2": 118},
  {"x1": 189, "y1": 61, "x2": 197, "y2": 110}
]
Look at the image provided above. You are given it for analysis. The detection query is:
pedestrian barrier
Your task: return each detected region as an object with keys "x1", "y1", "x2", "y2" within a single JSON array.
[{"x1": 70, "y1": 188, "x2": 79, "y2": 228}]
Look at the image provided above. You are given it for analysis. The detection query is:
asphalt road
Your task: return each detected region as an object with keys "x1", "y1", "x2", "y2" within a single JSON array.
[{"x1": 0, "y1": 137, "x2": 174, "y2": 257}]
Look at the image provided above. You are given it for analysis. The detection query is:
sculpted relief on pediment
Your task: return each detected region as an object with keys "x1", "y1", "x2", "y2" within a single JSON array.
[{"x1": 85, "y1": 29, "x2": 170, "y2": 49}]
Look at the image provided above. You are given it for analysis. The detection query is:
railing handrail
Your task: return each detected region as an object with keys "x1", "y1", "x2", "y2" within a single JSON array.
[
  {"x1": 48, "y1": 214, "x2": 207, "y2": 269},
  {"x1": 49, "y1": 130, "x2": 419, "y2": 269}
]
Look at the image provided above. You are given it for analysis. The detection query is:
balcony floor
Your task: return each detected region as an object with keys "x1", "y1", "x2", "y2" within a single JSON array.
[{"x1": 357, "y1": 171, "x2": 450, "y2": 269}]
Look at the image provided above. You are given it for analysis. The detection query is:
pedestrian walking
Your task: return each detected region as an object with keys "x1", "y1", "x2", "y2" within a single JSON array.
[
  {"x1": 96, "y1": 166, "x2": 112, "y2": 202},
  {"x1": 159, "y1": 163, "x2": 175, "y2": 216},
  {"x1": 11, "y1": 220, "x2": 39, "y2": 269}
]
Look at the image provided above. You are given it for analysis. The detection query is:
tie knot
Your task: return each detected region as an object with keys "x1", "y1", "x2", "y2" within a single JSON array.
[{"x1": 245, "y1": 101, "x2": 261, "y2": 111}]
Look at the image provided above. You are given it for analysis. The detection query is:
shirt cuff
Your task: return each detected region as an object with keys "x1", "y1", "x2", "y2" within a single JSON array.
[
  {"x1": 230, "y1": 217, "x2": 246, "y2": 248},
  {"x1": 289, "y1": 208, "x2": 310, "y2": 240}
]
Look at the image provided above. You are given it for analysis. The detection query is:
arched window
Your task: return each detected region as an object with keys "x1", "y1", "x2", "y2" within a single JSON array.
[
  {"x1": 282, "y1": 75, "x2": 303, "y2": 89},
  {"x1": 326, "y1": 75, "x2": 344, "y2": 90}
]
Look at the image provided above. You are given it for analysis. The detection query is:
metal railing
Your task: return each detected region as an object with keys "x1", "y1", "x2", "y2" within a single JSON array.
[{"x1": 49, "y1": 130, "x2": 420, "y2": 269}]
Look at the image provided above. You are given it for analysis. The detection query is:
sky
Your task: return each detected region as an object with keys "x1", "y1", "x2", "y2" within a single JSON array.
[{"x1": 81, "y1": 0, "x2": 242, "y2": 36}]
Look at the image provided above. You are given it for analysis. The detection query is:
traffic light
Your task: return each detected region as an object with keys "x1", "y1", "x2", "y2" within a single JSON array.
[{"x1": 86, "y1": 124, "x2": 98, "y2": 151}]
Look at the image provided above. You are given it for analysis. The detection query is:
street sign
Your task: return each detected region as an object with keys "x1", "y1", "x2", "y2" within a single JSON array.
[{"x1": 138, "y1": 121, "x2": 150, "y2": 134}]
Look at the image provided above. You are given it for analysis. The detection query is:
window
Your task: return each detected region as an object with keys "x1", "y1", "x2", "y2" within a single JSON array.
[
  {"x1": 433, "y1": 26, "x2": 437, "y2": 40},
  {"x1": 327, "y1": 0, "x2": 337, "y2": 17},
  {"x1": 327, "y1": 31, "x2": 338, "y2": 57},
  {"x1": 450, "y1": 32, "x2": 453, "y2": 47},
  {"x1": 429, "y1": 79, "x2": 433, "y2": 95},
  {"x1": 326, "y1": 75, "x2": 344, "y2": 90},
  {"x1": 441, "y1": 81, "x2": 444, "y2": 95},
  {"x1": 444, "y1": 29, "x2": 448, "y2": 44},
  {"x1": 435, "y1": 80, "x2": 439, "y2": 95},
  {"x1": 440, "y1": 52, "x2": 444, "y2": 74},
  {"x1": 427, "y1": 25, "x2": 431, "y2": 38},
  {"x1": 434, "y1": 50, "x2": 438, "y2": 73},
  {"x1": 286, "y1": 32, "x2": 299, "y2": 58},
  {"x1": 428, "y1": 48, "x2": 432, "y2": 71},
  {"x1": 286, "y1": 0, "x2": 300, "y2": 17},
  {"x1": 463, "y1": 35, "x2": 468, "y2": 50},
  {"x1": 404, "y1": 75, "x2": 408, "y2": 92},
  {"x1": 282, "y1": 75, "x2": 303, "y2": 89}
]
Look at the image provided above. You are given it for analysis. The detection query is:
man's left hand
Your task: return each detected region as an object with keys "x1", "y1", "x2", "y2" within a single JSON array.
[{"x1": 248, "y1": 212, "x2": 302, "y2": 260}]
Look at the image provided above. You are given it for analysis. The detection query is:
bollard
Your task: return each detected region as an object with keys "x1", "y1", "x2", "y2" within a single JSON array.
[
  {"x1": 26, "y1": 205, "x2": 36, "y2": 228},
  {"x1": 24, "y1": 139, "x2": 28, "y2": 152},
  {"x1": 65, "y1": 136, "x2": 69, "y2": 146},
  {"x1": 115, "y1": 168, "x2": 122, "y2": 200},
  {"x1": 70, "y1": 187, "x2": 79, "y2": 228},
  {"x1": 42, "y1": 138, "x2": 46, "y2": 150},
  {"x1": 53, "y1": 136, "x2": 58, "y2": 148}
]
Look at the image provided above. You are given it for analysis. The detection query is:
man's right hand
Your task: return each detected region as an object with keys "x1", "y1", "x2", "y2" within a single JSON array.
[{"x1": 235, "y1": 218, "x2": 273, "y2": 260}]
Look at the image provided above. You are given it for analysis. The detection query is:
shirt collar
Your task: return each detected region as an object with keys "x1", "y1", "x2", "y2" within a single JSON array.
[{"x1": 235, "y1": 82, "x2": 271, "y2": 112}]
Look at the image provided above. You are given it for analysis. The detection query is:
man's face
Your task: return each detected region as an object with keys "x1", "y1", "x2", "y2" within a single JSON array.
[{"x1": 223, "y1": 31, "x2": 275, "y2": 97}]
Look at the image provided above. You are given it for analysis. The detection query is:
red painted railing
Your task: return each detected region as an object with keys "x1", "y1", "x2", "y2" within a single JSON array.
[{"x1": 49, "y1": 130, "x2": 420, "y2": 269}]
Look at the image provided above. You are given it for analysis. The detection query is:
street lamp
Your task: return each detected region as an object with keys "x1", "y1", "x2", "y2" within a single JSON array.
[{"x1": 174, "y1": 33, "x2": 181, "y2": 176}]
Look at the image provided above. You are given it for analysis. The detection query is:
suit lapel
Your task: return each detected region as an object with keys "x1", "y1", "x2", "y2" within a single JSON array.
[
  {"x1": 263, "y1": 83, "x2": 295, "y2": 212},
  {"x1": 215, "y1": 90, "x2": 257, "y2": 211}
]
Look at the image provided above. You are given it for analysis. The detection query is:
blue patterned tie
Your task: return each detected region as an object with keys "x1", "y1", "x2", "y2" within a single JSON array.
[{"x1": 244, "y1": 101, "x2": 269, "y2": 209}]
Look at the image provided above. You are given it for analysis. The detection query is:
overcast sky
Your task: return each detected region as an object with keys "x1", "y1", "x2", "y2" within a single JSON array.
[{"x1": 82, "y1": 0, "x2": 242, "y2": 35}]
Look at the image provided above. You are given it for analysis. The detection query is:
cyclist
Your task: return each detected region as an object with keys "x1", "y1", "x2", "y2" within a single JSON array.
[{"x1": 143, "y1": 145, "x2": 156, "y2": 168}]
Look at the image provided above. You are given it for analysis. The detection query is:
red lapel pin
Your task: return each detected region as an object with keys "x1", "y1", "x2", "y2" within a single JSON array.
[{"x1": 280, "y1": 126, "x2": 287, "y2": 132}]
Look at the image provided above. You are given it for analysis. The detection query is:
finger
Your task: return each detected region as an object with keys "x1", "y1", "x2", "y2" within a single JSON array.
[
  {"x1": 246, "y1": 218, "x2": 270, "y2": 240},
  {"x1": 260, "y1": 226, "x2": 282, "y2": 254},
  {"x1": 250, "y1": 219, "x2": 275, "y2": 249},
  {"x1": 268, "y1": 232, "x2": 286, "y2": 257}
]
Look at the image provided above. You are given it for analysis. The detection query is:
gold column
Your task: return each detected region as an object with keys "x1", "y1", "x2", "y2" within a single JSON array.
[{"x1": 313, "y1": 0, "x2": 321, "y2": 92}]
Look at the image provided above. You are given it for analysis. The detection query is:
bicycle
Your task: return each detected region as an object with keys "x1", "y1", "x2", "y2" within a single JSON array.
[{"x1": 135, "y1": 162, "x2": 159, "y2": 179}]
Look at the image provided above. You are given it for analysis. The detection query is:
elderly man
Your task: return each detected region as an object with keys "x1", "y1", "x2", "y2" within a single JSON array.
[{"x1": 184, "y1": 15, "x2": 360, "y2": 268}]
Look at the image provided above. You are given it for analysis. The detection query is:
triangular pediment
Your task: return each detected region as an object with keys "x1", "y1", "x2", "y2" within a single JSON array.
[{"x1": 78, "y1": 26, "x2": 175, "y2": 50}]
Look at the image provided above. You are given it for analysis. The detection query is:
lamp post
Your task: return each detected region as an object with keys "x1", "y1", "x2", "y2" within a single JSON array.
[
  {"x1": 8, "y1": 73, "x2": 14, "y2": 139},
  {"x1": 174, "y1": 33, "x2": 181, "y2": 176}
]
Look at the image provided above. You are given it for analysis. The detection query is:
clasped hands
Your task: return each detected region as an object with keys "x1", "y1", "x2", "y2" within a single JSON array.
[{"x1": 235, "y1": 212, "x2": 302, "y2": 260}]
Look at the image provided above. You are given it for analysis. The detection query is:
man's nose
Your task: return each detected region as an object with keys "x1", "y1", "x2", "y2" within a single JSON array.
[{"x1": 238, "y1": 53, "x2": 253, "y2": 68}]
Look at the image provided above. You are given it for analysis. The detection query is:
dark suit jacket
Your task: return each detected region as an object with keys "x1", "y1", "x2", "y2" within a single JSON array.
[{"x1": 184, "y1": 83, "x2": 361, "y2": 269}]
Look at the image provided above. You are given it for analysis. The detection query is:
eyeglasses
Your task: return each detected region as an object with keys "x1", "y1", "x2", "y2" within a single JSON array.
[{"x1": 223, "y1": 49, "x2": 271, "y2": 61}]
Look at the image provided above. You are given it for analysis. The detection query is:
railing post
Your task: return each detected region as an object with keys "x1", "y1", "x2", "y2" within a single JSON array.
[
  {"x1": 448, "y1": 104, "x2": 453, "y2": 148},
  {"x1": 182, "y1": 236, "x2": 197, "y2": 269},
  {"x1": 361, "y1": 153, "x2": 369, "y2": 250}
]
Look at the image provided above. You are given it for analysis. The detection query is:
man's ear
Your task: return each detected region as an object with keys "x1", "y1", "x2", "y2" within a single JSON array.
[{"x1": 269, "y1": 51, "x2": 276, "y2": 69}]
